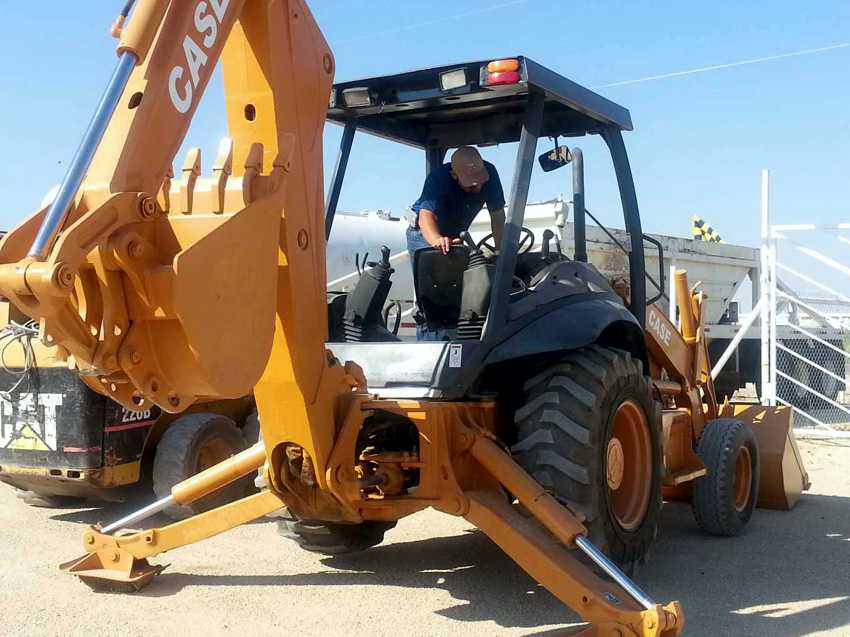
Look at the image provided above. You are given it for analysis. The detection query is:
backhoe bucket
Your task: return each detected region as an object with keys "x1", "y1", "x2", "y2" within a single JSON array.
[{"x1": 721, "y1": 404, "x2": 810, "y2": 510}]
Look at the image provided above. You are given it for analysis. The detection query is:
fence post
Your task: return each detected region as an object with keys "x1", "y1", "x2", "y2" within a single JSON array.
[
  {"x1": 760, "y1": 169, "x2": 775, "y2": 405},
  {"x1": 768, "y1": 204, "x2": 778, "y2": 408}
]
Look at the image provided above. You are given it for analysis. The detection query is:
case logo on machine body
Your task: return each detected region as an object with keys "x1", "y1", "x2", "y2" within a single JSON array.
[
  {"x1": 0, "y1": 393, "x2": 63, "y2": 451},
  {"x1": 169, "y1": 0, "x2": 231, "y2": 114},
  {"x1": 647, "y1": 307, "x2": 672, "y2": 347}
]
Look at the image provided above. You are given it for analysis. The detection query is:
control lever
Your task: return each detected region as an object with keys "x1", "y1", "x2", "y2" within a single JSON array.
[
  {"x1": 459, "y1": 231, "x2": 478, "y2": 251},
  {"x1": 459, "y1": 231, "x2": 487, "y2": 268},
  {"x1": 345, "y1": 245, "x2": 395, "y2": 342},
  {"x1": 457, "y1": 231, "x2": 492, "y2": 340},
  {"x1": 366, "y1": 245, "x2": 393, "y2": 271},
  {"x1": 541, "y1": 229, "x2": 554, "y2": 260},
  {"x1": 382, "y1": 300, "x2": 402, "y2": 335}
]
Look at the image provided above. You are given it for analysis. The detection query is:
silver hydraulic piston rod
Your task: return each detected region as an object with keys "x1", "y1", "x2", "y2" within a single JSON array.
[
  {"x1": 28, "y1": 51, "x2": 137, "y2": 259},
  {"x1": 575, "y1": 535, "x2": 655, "y2": 610}
]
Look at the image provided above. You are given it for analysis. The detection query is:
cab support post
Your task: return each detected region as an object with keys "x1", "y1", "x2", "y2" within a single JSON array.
[
  {"x1": 325, "y1": 120, "x2": 357, "y2": 239},
  {"x1": 571, "y1": 147, "x2": 587, "y2": 262},
  {"x1": 602, "y1": 127, "x2": 646, "y2": 326},
  {"x1": 484, "y1": 90, "x2": 545, "y2": 341}
]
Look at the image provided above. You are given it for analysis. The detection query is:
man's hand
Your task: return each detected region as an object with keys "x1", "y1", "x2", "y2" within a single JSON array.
[
  {"x1": 433, "y1": 236, "x2": 461, "y2": 254},
  {"x1": 419, "y1": 209, "x2": 459, "y2": 254}
]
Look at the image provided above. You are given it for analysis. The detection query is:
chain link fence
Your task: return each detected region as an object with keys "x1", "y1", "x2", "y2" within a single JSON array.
[{"x1": 770, "y1": 231, "x2": 850, "y2": 433}]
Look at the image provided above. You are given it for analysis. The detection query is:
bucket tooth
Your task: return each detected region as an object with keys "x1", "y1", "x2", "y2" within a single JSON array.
[
  {"x1": 60, "y1": 549, "x2": 166, "y2": 592},
  {"x1": 242, "y1": 142, "x2": 264, "y2": 204},
  {"x1": 212, "y1": 138, "x2": 234, "y2": 213},
  {"x1": 174, "y1": 147, "x2": 201, "y2": 214}
]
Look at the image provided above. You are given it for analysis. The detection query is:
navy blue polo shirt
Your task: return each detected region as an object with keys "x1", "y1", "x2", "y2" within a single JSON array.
[{"x1": 411, "y1": 162, "x2": 505, "y2": 237}]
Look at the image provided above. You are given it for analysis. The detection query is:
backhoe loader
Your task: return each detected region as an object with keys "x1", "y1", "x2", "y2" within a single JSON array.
[{"x1": 0, "y1": 2, "x2": 808, "y2": 635}]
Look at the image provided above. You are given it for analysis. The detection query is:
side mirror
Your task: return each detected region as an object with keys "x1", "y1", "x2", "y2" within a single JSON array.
[{"x1": 538, "y1": 145, "x2": 571, "y2": 172}]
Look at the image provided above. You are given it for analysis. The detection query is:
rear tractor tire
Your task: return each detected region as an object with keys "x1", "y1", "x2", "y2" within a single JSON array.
[
  {"x1": 277, "y1": 511, "x2": 396, "y2": 555},
  {"x1": 692, "y1": 418, "x2": 760, "y2": 536},
  {"x1": 512, "y1": 346, "x2": 663, "y2": 574},
  {"x1": 153, "y1": 413, "x2": 250, "y2": 520}
]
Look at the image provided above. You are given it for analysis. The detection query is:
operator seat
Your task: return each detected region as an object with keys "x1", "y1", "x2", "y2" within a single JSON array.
[{"x1": 412, "y1": 246, "x2": 469, "y2": 329}]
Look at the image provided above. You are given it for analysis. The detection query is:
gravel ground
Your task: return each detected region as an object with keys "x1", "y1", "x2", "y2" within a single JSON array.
[{"x1": 1, "y1": 439, "x2": 848, "y2": 637}]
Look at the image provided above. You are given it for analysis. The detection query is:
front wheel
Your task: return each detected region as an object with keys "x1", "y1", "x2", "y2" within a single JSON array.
[
  {"x1": 692, "y1": 418, "x2": 760, "y2": 536},
  {"x1": 512, "y1": 345, "x2": 663, "y2": 574}
]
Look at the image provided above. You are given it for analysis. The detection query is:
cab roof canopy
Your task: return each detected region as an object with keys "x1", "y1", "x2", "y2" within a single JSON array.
[{"x1": 327, "y1": 56, "x2": 632, "y2": 149}]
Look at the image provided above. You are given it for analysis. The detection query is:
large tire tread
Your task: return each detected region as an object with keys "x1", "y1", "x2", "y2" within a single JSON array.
[
  {"x1": 692, "y1": 418, "x2": 759, "y2": 536},
  {"x1": 512, "y1": 345, "x2": 662, "y2": 573},
  {"x1": 277, "y1": 510, "x2": 395, "y2": 555}
]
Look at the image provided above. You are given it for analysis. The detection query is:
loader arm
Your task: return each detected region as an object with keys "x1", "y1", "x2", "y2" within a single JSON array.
[{"x1": 0, "y1": 3, "x2": 682, "y2": 635}]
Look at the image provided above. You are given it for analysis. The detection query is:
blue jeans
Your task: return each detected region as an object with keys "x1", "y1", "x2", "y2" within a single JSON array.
[
  {"x1": 406, "y1": 226, "x2": 457, "y2": 341},
  {"x1": 406, "y1": 225, "x2": 430, "y2": 261}
]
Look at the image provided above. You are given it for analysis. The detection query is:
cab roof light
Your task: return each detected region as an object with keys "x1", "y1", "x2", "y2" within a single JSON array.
[
  {"x1": 487, "y1": 59, "x2": 520, "y2": 74},
  {"x1": 440, "y1": 68, "x2": 468, "y2": 91},
  {"x1": 341, "y1": 87, "x2": 373, "y2": 108},
  {"x1": 482, "y1": 58, "x2": 522, "y2": 86}
]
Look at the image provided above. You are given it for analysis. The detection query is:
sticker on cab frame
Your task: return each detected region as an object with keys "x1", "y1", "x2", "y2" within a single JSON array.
[{"x1": 449, "y1": 344, "x2": 463, "y2": 368}]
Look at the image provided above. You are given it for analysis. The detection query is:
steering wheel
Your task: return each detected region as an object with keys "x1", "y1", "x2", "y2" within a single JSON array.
[{"x1": 476, "y1": 227, "x2": 536, "y2": 256}]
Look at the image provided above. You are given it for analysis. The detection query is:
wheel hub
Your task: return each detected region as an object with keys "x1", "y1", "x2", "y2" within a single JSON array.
[
  {"x1": 734, "y1": 445, "x2": 753, "y2": 512},
  {"x1": 607, "y1": 400, "x2": 652, "y2": 532},
  {"x1": 606, "y1": 438, "x2": 625, "y2": 490},
  {"x1": 196, "y1": 437, "x2": 233, "y2": 473}
]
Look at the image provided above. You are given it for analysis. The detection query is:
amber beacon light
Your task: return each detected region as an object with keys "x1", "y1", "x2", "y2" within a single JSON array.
[{"x1": 483, "y1": 58, "x2": 521, "y2": 85}]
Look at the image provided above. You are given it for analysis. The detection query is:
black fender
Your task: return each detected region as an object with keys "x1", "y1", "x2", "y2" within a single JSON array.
[{"x1": 484, "y1": 298, "x2": 646, "y2": 366}]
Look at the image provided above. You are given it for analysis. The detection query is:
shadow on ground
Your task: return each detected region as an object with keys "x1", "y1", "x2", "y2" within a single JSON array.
[
  {"x1": 58, "y1": 488, "x2": 850, "y2": 637},
  {"x1": 646, "y1": 495, "x2": 850, "y2": 637}
]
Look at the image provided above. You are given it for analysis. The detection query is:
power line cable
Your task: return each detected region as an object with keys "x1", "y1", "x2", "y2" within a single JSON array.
[{"x1": 593, "y1": 42, "x2": 850, "y2": 89}]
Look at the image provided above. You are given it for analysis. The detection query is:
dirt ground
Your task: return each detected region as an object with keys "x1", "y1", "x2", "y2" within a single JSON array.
[{"x1": 0, "y1": 439, "x2": 848, "y2": 637}]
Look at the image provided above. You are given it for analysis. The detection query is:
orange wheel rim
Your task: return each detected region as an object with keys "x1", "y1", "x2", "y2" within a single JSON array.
[
  {"x1": 607, "y1": 400, "x2": 652, "y2": 531},
  {"x1": 196, "y1": 437, "x2": 232, "y2": 473},
  {"x1": 734, "y1": 446, "x2": 753, "y2": 512}
]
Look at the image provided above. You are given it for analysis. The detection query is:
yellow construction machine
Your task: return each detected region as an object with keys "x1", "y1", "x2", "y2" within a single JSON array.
[{"x1": 0, "y1": 2, "x2": 809, "y2": 635}]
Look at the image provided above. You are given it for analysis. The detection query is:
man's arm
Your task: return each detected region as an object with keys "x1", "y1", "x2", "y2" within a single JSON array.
[
  {"x1": 489, "y1": 208, "x2": 505, "y2": 249},
  {"x1": 418, "y1": 209, "x2": 454, "y2": 254}
]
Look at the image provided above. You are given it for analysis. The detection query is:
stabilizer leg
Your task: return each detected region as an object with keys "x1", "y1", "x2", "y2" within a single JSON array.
[
  {"x1": 62, "y1": 443, "x2": 279, "y2": 590},
  {"x1": 465, "y1": 436, "x2": 682, "y2": 637},
  {"x1": 62, "y1": 490, "x2": 288, "y2": 590}
]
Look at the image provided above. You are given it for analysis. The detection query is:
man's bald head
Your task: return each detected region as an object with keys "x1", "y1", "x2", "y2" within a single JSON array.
[{"x1": 450, "y1": 146, "x2": 490, "y2": 191}]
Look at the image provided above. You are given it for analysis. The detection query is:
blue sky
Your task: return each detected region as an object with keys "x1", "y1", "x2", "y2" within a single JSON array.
[{"x1": 0, "y1": 1, "x2": 847, "y2": 251}]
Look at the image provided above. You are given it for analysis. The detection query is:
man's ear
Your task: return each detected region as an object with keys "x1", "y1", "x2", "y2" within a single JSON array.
[{"x1": 449, "y1": 171, "x2": 459, "y2": 181}]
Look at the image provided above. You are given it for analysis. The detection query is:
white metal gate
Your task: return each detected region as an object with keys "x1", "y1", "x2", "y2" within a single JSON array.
[{"x1": 760, "y1": 170, "x2": 850, "y2": 437}]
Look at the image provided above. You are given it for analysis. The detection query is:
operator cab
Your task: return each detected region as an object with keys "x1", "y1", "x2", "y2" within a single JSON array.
[{"x1": 324, "y1": 57, "x2": 652, "y2": 399}]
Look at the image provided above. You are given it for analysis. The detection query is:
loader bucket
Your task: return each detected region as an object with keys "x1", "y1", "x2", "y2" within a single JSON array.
[{"x1": 721, "y1": 404, "x2": 811, "y2": 510}]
